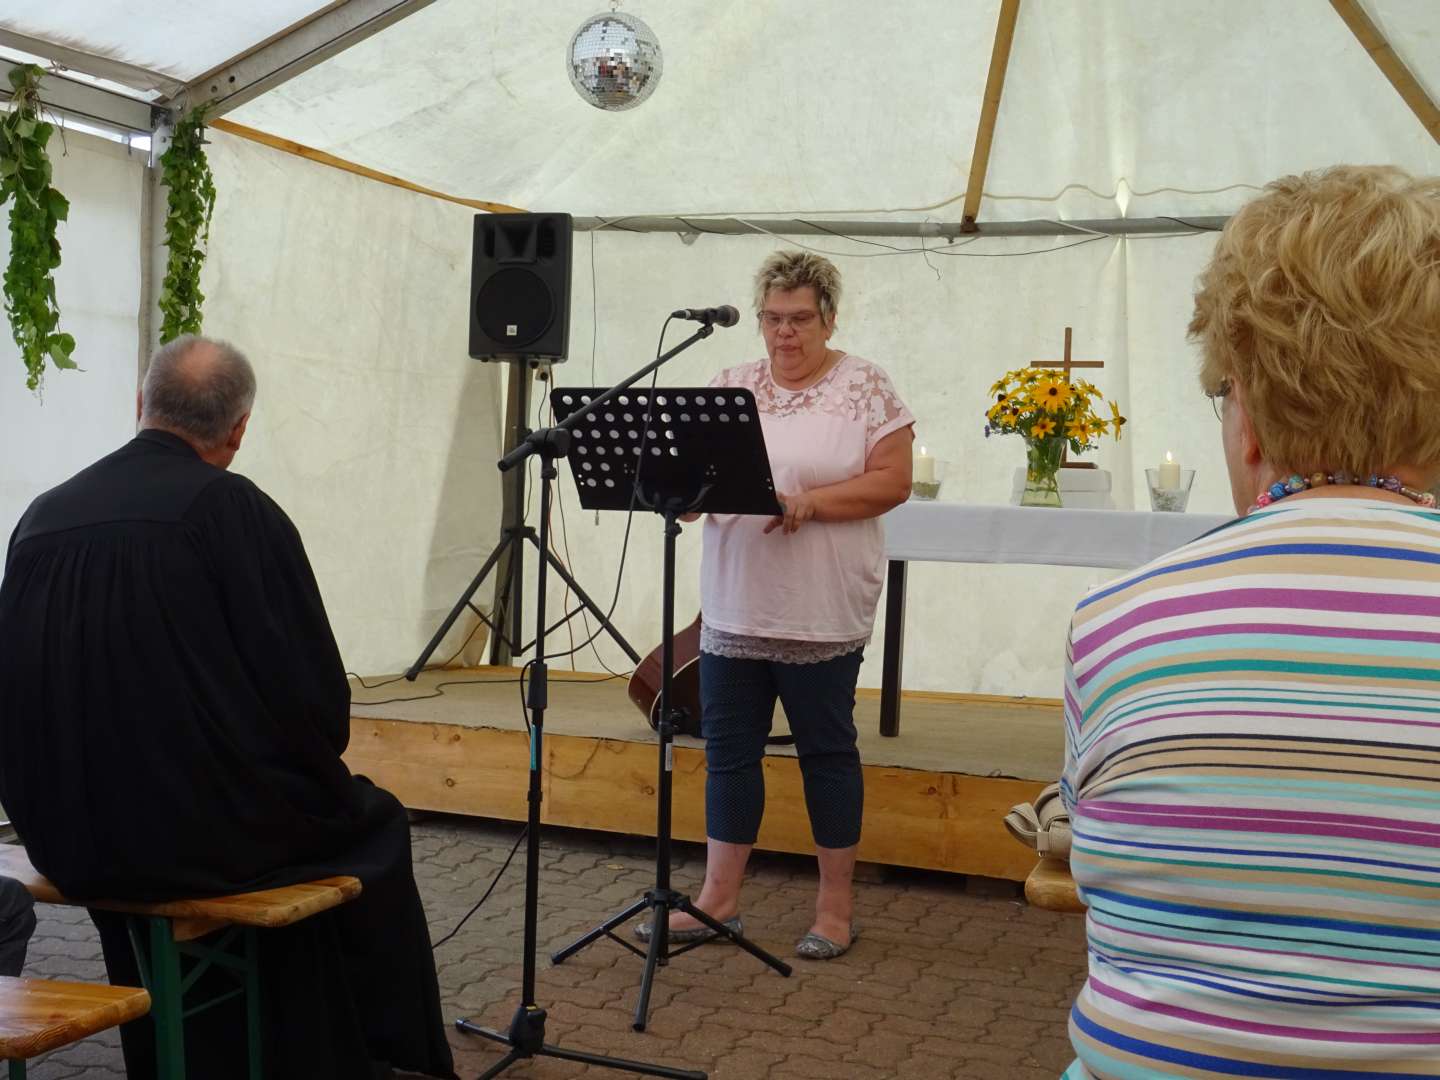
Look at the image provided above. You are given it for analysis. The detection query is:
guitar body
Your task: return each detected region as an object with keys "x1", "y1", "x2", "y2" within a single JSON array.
[{"x1": 627, "y1": 613, "x2": 704, "y2": 737}]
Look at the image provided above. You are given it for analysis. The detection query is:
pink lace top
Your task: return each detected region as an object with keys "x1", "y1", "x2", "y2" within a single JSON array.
[{"x1": 699, "y1": 353, "x2": 915, "y2": 661}]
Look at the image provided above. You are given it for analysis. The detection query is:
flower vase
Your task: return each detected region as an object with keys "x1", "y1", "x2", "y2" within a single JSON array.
[{"x1": 1021, "y1": 436, "x2": 1066, "y2": 508}]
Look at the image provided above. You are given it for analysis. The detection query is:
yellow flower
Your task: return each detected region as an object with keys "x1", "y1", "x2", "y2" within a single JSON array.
[
  {"x1": 1066, "y1": 418, "x2": 1093, "y2": 442},
  {"x1": 1031, "y1": 417, "x2": 1057, "y2": 437},
  {"x1": 1032, "y1": 377, "x2": 1072, "y2": 413},
  {"x1": 986, "y1": 403, "x2": 1006, "y2": 424},
  {"x1": 1091, "y1": 417, "x2": 1109, "y2": 435},
  {"x1": 989, "y1": 378, "x2": 1007, "y2": 396},
  {"x1": 1108, "y1": 400, "x2": 1127, "y2": 438}
]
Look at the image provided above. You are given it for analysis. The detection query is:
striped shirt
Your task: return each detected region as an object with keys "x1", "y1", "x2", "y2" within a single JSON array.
[{"x1": 1060, "y1": 497, "x2": 1440, "y2": 1079}]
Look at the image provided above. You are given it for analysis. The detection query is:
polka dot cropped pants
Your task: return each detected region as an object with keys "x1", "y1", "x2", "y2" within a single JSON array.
[{"x1": 699, "y1": 648, "x2": 864, "y2": 849}]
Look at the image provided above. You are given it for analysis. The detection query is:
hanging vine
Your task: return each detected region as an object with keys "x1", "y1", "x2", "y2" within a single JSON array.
[
  {"x1": 1, "y1": 63, "x2": 75, "y2": 392},
  {"x1": 158, "y1": 107, "x2": 217, "y2": 343}
]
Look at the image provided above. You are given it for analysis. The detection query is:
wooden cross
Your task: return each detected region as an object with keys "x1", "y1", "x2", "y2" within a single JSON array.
[{"x1": 1035, "y1": 327, "x2": 1104, "y2": 469}]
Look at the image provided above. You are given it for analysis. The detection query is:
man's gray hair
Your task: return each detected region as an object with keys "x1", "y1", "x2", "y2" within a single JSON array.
[{"x1": 140, "y1": 335, "x2": 256, "y2": 447}]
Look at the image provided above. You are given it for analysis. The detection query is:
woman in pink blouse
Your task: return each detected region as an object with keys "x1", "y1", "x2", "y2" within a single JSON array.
[{"x1": 638, "y1": 250, "x2": 915, "y2": 959}]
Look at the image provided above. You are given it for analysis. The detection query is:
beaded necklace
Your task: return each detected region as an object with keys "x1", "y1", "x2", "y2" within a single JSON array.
[{"x1": 1250, "y1": 470, "x2": 1437, "y2": 515}]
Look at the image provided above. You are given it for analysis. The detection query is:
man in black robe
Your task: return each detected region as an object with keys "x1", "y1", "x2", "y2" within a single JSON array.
[
  {"x1": 0, "y1": 335, "x2": 455, "y2": 1079},
  {"x1": 0, "y1": 876, "x2": 34, "y2": 976}
]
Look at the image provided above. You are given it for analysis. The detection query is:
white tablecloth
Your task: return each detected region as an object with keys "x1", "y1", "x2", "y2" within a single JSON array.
[{"x1": 882, "y1": 501, "x2": 1233, "y2": 570}]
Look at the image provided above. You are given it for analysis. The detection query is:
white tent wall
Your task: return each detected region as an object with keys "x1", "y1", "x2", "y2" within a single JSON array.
[
  {"x1": 190, "y1": 128, "x2": 1232, "y2": 695},
  {"x1": 196, "y1": 128, "x2": 505, "y2": 675},
  {"x1": 0, "y1": 131, "x2": 146, "y2": 546}
]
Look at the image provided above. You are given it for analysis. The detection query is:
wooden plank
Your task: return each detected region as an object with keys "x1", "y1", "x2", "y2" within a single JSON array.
[
  {"x1": 0, "y1": 976, "x2": 150, "y2": 1059},
  {"x1": 962, "y1": 0, "x2": 1023, "y2": 229},
  {"x1": 345, "y1": 717, "x2": 1049, "y2": 881},
  {"x1": 1330, "y1": 0, "x2": 1440, "y2": 144},
  {"x1": 209, "y1": 118, "x2": 526, "y2": 214},
  {"x1": 0, "y1": 846, "x2": 361, "y2": 928},
  {"x1": 1025, "y1": 856, "x2": 1085, "y2": 913}
]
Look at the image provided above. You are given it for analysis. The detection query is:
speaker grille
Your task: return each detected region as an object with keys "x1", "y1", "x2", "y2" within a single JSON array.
[{"x1": 475, "y1": 267, "x2": 554, "y2": 349}]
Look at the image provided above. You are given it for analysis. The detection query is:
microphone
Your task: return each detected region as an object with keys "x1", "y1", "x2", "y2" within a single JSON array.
[{"x1": 671, "y1": 305, "x2": 740, "y2": 327}]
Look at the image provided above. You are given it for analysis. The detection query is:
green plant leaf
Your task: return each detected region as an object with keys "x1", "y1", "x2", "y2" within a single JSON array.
[{"x1": 47, "y1": 189, "x2": 68, "y2": 221}]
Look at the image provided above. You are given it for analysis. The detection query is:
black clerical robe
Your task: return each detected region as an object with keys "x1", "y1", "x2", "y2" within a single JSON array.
[{"x1": 0, "y1": 429, "x2": 455, "y2": 1080}]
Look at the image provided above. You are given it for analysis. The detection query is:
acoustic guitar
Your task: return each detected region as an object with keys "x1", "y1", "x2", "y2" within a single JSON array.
[
  {"x1": 626, "y1": 614, "x2": 795, "y2": 746},
  {"x1": 627, "y1": 613, "x2": 704, "y2": 737}
]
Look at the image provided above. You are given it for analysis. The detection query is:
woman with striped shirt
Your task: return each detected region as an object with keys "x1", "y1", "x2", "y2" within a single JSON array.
[{"x1": 1062, "y1": 165, "x2": 1440, "y2": 1078}]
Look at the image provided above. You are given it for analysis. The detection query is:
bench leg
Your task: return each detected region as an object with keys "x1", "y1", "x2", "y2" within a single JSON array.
[
  {"x1": 244, "y1": 928, "x2": 261, "y2": 1080},
  {"x1": 8, "y1": 1059, "x2": 26, "y2": 1079},
  {"x1": 147, "y1": 916, "x2": 187, "y2": 1080}
]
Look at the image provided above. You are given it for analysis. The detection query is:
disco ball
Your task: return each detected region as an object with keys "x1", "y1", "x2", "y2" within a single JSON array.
[{"x1": 567, "y1": 11, "x2": 663, "y2": 112}]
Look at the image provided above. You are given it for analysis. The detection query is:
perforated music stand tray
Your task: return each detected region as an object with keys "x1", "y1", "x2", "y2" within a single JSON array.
[{"x1": 550, "y1": 386, "x2": 782, "y2": 517}]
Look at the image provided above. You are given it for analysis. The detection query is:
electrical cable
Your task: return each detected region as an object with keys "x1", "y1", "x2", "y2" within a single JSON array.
[{"x1": 430, "y1": 824, "x2": 528, "y2": 950}]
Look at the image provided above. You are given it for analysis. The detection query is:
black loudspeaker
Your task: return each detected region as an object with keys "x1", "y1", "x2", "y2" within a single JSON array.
[{"x1": 469, "y1": 212, "x2": 573, "y2": 362}]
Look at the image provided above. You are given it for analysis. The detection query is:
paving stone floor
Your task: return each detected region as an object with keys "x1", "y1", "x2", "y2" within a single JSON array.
[{"x1": 15, "y1": 816, "x2": 1088, "y2": 1078}]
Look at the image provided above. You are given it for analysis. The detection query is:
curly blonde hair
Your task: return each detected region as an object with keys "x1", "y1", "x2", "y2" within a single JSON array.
[
  {"x1": 752, "y1": 250, "x2": 842, "y2": 326},
  {"x1": 1189, "y1": 165, "x2": 1440, "y2": 477}
]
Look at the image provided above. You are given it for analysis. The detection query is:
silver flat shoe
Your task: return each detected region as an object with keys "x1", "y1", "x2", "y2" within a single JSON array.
[
  {"x1": 795, "y1": 923, "x2": 859, "y2": 960},
  {"x1": 633, "y1": 914, "x2": 742, "y2": 944}
]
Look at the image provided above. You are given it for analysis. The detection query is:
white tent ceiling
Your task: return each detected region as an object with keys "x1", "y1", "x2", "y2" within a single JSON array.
[
  {"x1": 1, "y1": 0, "x2": 333, "y2": 81},
  {"x1": 4, "y1": 0, "x2": 1438, "y2": 223}
]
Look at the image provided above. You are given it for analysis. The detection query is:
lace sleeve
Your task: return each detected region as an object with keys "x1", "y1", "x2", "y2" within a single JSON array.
[{"x1": 858, "y1": 362, "x2": 916, "y2": 456}]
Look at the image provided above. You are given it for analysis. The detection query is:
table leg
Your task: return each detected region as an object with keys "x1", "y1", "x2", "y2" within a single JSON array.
[
  {"x1": 147, "y1": 917, "x2": 186, "y2": 1080},
  {"x1": 880, "y1": 559, "x2": 907, "y2": 737},
  {"x1": 244, "y1": 928, "x2": 261, "y2": 1080}
]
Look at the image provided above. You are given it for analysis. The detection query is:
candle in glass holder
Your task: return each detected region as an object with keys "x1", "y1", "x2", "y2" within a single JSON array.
[
  {"x1": 914, "y1": 446, "x2": 936, "y2": 484},
  {"x1": 1158, "y1": 451, "x2": 1181, "y2": 490}
]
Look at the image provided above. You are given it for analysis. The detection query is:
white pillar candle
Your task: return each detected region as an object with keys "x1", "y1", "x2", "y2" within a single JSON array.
[
  {"x1": 914, "y1": 447, "x2": 936, "y2": 484},
  {"x1": 1158, "y1": 451, "x2": 1181, "y2": 490}
]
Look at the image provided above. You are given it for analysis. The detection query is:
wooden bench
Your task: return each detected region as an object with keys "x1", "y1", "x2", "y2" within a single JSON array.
[
  {"x1": 0, "y1": 976, "x2": 150, "y2": 1078},
  {"x1": 0, "y1": 845, "x2": 360, "y2": 1080},
  {"x1": 1024, "y1": 855, "x2": 1086, "y2": 913}
]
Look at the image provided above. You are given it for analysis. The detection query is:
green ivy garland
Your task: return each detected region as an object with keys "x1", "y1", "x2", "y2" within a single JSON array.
[
  {"x1": 1, "y1": 63, "x2": 75, "y2": 392},
  {"x1": 158, "y1": 108, "x2": 217, "y2": 343}
]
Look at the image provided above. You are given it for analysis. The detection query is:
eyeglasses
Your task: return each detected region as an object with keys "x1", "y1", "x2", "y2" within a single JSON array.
[
  {"x1": 1206, "y1": 378, "x2": 1231, "y2": 421},
  {"x1": 758, "y1": 311, "x2": 821, "y2": 331}
]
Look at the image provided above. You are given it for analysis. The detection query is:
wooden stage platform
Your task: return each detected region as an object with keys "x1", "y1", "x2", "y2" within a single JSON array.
[{"x1": 346, "y1": 667, "x2": 1063, "y2": 881}]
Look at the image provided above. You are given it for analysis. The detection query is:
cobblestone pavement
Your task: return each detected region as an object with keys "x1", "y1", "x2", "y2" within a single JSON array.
[{"x1": 16, "y1": 817, "x2": 1087, "y2": 1078}]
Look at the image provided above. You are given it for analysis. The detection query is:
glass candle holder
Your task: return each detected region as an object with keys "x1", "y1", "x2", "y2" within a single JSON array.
[
  {"x1": 1146, "y1": 467, "x2": 1195, "y2": 512},
  {"x1": 910, "y1": 457, "x2": 948, "y2": 501}
]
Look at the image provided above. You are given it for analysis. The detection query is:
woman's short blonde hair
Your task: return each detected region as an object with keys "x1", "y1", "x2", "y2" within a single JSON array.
[
  {"x1": 753, "y1": 250, "x2": 842, "y2": 326},
  {"x1": 1189, "y1": 165, "x2": 1440, "y2": 476}
]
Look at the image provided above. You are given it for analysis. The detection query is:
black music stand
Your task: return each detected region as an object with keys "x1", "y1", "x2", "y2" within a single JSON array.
[{"x1": 548, "y1": 385, "x2": 793, "y2": 1031}]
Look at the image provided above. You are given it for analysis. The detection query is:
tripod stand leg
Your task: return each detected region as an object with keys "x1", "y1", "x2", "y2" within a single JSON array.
[
  {"x1": 476, "y1": 1047, "x2": 524, "y2": 1080},
  {"x1": 456, "y1": 1013, "x2": 709, "y2": 1079},
  {"x1": 540, "y1": 1041, "x2": 708, "y2": 1079},
  {"x1": 550, "y1": 895, "x2": 650, "y2": 964},
  {"x1": 536, "y1": 543, "x2": 643, "y2": 664},
  {"x1": 632, "y1": 909, "x2": 669, "y2": 1032},
  {"x1": 405, "y1": 533, "x2": 515, "y2": 680},
  {"x1": 677, "y1": 899, "x2": 792, "y2": 977}
]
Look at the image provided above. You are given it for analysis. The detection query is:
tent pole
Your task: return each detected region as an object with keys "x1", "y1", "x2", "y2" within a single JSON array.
[
  {"x1": 1329, "y1": 0, "x2": 1440, "y2": 144},
  {"x1": 962, "y1": 0, "x2": 1022, "y2": 232}
]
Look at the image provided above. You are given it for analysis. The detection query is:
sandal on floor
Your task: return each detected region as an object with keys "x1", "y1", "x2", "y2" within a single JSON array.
[
  {"x1": 633, "y1": 914, "x2": 742, "y2": 944},
  {"x1": 795, "y1": 923, "x2": 859, "y2": 960}
]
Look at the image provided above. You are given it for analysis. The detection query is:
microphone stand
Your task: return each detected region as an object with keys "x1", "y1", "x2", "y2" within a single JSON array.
[{"x1": 455, "y1": 318, "x2": 723, "y2": 1080}]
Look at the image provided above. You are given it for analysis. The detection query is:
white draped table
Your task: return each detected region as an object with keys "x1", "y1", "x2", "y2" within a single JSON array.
[{"x1": 875, "y1": 501, "x2": 1233, "y2": 736}]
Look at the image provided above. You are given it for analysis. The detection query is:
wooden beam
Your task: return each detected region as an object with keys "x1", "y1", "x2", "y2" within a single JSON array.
[
  {"x1": 1329, "y1": 0, "x2": 1440, "y2": 144},
  {"x1": 961, "y1": 0, "x2": 1022, "y2": 231},
  {"x1": 209, "y1": 118, "x2": 524, "y2": 214}
]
